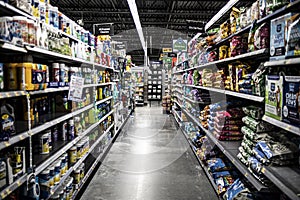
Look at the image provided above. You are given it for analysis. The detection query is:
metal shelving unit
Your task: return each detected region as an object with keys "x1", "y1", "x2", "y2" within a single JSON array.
[
  {"x1": 182, "y1": 108, "x2": 267, "y2": 192},
  {"x1": 262, "y1": 116, "x2": 300, "y2": 136},
  {"x1": 184, "y1": 85, "x2": 265, "y2": 103},
  {"x1": 173, "y1": 49, "x2": 268, "y2": 74},
  {"x1": 34, "y1": 109, "x2": 114, "y2": 175},
  {"x1": 47, "y1": 122, "x2": 115, "y2": 200}
]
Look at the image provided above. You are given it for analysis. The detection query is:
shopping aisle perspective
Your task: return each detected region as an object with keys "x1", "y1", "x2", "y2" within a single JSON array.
[{"x1": 80, "y1": 105, "x2": 218, "y2": 200}]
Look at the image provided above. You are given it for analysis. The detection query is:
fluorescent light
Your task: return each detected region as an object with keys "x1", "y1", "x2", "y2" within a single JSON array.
[
  {"x1": 127, "y1": 0, "x2": 146, "y2": 51},
  {"x1": 205, "y1": 0, "x2": 239, "y2": 31}
]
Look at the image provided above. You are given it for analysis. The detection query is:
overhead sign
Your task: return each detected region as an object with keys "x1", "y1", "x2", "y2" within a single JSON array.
[
  {"x1": 173, "y1": 37, "x2": 187, "y2": 52},
  {"x1": 162, "y1": 48, "x2": 172, "y2": 53},
  {"x1": 168, "y1": 52, "x2": 177, "y2": 57},
  {"x1": 95, "y1": 24, "x2": 114, "y2": 36},
  {"x1": 187, "y1": 20, "x2": 205, "y2": 33},
  {"x1": 114, "y1": 41, "x2": 127, "y2": 50}
]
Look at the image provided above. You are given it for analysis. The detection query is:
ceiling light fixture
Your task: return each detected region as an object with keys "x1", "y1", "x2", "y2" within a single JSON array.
[{"x1": 127, "y1": 0, "x2": 146, "y2": 52}]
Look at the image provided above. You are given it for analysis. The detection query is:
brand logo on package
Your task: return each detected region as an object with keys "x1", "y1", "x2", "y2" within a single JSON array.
[{"x1": 173, "y1": 37, "x2": 187, "y2": 52}]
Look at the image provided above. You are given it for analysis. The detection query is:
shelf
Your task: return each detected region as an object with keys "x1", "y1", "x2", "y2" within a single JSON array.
[
  {"x1": 48, "y1": 122, "x2": 114, "y2": 200},
  {"x1": 176, "y1": 49, "x2": 268, "y2": 74},
  {"x1": 0, "y1": 1, "x2": 36, "y2": 20},
  {"x1": 262, "y1": 116, "x2": 300, "y2": 136},
  {"x1": 261, "y1": 166, "x2": 300, "y2": 200},
  {"x1": 184, "y1": 85, "x2": 265, "y2": 102},
  {"x1": 0, "y1": 173, "x2": 28, "y2": 200},
  {"x1": 179, "y1": 126, "x2": 219, "y2": 195},
  {"x1": 176, "y1": 59, "x2": 190, "y2": 67},
  {"x1": 0, "y1": 131, "x2": 29, "y2": 151},
  {"x1": 29, "y1": 87, "x2": 69, "y2": 95},
  {"x1": 172, "y1": 109, "x2": 182, "y2": 122},
  {"x1": 25, "y1": 46, "x2": 93, "y2": 66},
  {"x1": 0, "y1": 41, "x2": 27, "y2": 53},
  {"x1": 264, "y1": 57, "x2": 300, "y2": 67},
  {"x1": 0, "y1": 90, "x2": 27, "y2": 99},
  {"x1": 181, "y1": 108, "x2": 267, "y2": 191},
  {"x1": 34, "y1": 109, "x2": 114, "y2": 175},
  {"x1": 30, "y1": 97, "x2": 112, "y2": 137},
  {"x1": 183, "y1": 96, "x2": 209, "y2": 105},
  {"x1": 113, "y1": 79, "x2": 120, "y2": 82},
  {"x1": 173, "y1": 100, "x2": 182, "y2": 108},
  {"x1": 71, "y1": 120, "x2": 124, "y2": 200}
]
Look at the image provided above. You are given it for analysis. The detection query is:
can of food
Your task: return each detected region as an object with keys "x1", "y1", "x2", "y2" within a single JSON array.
[
  {"x1": 52, "y1": 125, "x2": 58, "y2": 142},
  {"x1": 68, "y1": 146, "x2": 77, "y2": 166},
  {"x1": 59, "y1": 63, "x2": 65, "y2": 83},
  {"x1": 54, "y1": 160, "x2": 61, "y2": 184},
  {"x1": 39, "y1": 169, "x2": 50, "y2": 187},
  {"x1": 59, "y1": 156, "x2": 67, "y2": 176},
  {"x1": 79, "y1": 163, "x2": 85, "y2": 180},
  {"x1": 63, "y1": 153, "x2": 69, "y2": 171},
  {"x1": 46, "y1": 129, "x2": 52, "y2": 151},
  {"x1": 60, "y1": 121, "x2": 67, "y2": 141},
  {"x1": 47, "y1": 165, "x2": 55, "y2": 187},
  {"x1": 58, "y1": 189, "x2": 65, "y2": 200},
  {"x1": 52, "y1": 63, "x2": 60, "y2": 82},
  {"x1": 73, "y1": 169, "x2": 80, "y2": 184},
  {"x1": 75, "y1": 143, "x2": 82, "y2": 159},
  {"x1": 68, "y1": 119, "x2": 75, "y2": 141},
  {"x1": 39, "y1": 133, "x2": 50, "y2": 154}
]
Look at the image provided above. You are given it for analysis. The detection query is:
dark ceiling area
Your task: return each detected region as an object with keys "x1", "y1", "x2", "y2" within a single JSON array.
[{"x1": 53, "y1": 0, "x2": 231, "y2": 65}]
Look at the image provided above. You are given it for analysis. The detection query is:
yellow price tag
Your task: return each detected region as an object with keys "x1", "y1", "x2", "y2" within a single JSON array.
[
  {"x1": 1, "y1": 192, "x2": 5, "y2": 199},
  {"x1": 244, "y1": 172, "x2": 248, "y2": 177},
  {"x1": 4, "y1": 142, "x2": 10, "y2": 147},
  {"x1": 261, "y1": 167, "x2": 266, "y2": 174},
  {"x1": 17, "y1": 181, "x2": 21, "y2": 186},
  {"x1": 19, "y1": 135, "x2": 24, "y2": 140},
  {"x1": 6, "y1": 188, "x2": 11, "y2": 195}
]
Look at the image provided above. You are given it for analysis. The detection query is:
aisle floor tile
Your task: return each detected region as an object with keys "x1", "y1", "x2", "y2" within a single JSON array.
[{"x1": 80, "y1": 105, "x2": 219, "y2": 200}]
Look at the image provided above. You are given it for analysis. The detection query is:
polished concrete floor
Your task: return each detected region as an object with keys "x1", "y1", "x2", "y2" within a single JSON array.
[{"x1": 80, "y1": 105, "x2": 219, "y2": 200}]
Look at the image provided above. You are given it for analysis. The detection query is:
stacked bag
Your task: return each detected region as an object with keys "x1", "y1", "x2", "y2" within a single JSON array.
[
  {"x1": 237, "y1": 105, "x2": 299, "y2": 185},
  {"x1": 207, "y1": 102, "x2": 245, "y2": 141}
]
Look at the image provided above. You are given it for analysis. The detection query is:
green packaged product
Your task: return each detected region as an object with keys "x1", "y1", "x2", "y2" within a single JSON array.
[
  {"x1": 242, "y1": 116, "x2": 275, "y2": 133},
  {"x1": 242, "y1": 106, "x2": 264, "y2": 120}
]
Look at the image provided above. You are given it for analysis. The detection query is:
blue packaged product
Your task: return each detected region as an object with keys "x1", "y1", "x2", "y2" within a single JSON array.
[
  {"x1": 248, "y1": 157, "x2": 262, "y2": 174},
  {"x1": 212, "y1": 171, "x2": 231, "y2": 179},
  {"x1": 223, "y1": 179, "x2": 254, "y2": 200},
  {"x1": 256, "y1": 141, "x2": 273, "y2": 159},
  {"x1": 282, "y1": 76, "x2": 300, "y2": 127},
  {"x1": 207, "y1": 158, "x2": 227, "y2": 172},
  {"x1": 285, "y1": 14, "x2": 300, "y2": 58},
  {"x1": 253, "y1": 147, "x2": 269, "y2": 164}
]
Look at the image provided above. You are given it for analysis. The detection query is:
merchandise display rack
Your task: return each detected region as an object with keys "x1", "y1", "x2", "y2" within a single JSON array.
[
  {"x1": 184, "y1": 85, "x2": 265, "y2": 103},
  {"x1": 169, "y1": 1, "x2": 300, "y2": 199},
  {"x1": 0, "y1": 2, "x2": 125, "y2": 199}
]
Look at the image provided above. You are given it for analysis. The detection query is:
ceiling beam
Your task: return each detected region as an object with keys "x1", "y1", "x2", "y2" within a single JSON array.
[{"x1": 61, "y1": 9, "x2": 217, "y2": 14}]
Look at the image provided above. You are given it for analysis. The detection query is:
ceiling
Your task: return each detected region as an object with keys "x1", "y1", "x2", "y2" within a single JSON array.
[{"x1": 53, "y1": 0, "x2": 233, "y2": 65}]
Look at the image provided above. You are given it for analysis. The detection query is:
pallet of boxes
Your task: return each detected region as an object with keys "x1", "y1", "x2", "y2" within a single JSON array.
[{"x1": 162, "y1": 95, "x2": 172, "y2": 114}]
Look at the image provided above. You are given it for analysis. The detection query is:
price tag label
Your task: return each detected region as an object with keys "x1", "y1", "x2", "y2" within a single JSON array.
[
  {"x1": 244, "y1": 172, "x2": 248, "y2": 177},
  {"x1": 261, "y1": 167, "x2": 266, "y2": 174},
  {"x1": 19, "y1": 135, "x2": 24, "y2": 140},
  {"x1": 4, "y1": 142, "x2": 10, "y2": 147}
]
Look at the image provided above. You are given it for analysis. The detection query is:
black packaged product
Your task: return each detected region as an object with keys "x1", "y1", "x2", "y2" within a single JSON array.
[{"x1": 0, "y1": 104, "x2": 16, "y2": 141}]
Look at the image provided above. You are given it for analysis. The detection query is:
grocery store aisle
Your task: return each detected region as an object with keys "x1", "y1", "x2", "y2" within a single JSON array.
[{"x1": 79, "y1": 105, "x2": 218, "y2": 200}]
